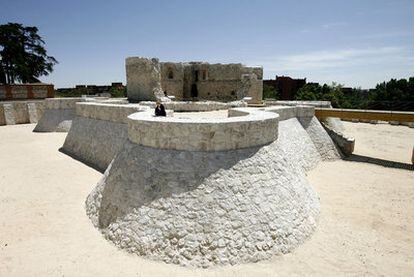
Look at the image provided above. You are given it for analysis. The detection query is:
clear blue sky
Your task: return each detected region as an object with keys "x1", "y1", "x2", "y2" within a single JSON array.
[{"x1": 2, "y1": 0, "x2": 414, "y2": 88}]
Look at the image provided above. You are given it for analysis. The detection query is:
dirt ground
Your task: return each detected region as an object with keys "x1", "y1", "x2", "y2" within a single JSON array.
[
  {"x1": 342, "y1": 121, "x2": 414, "y2": 164},
  {"x1": 0, "y1": 123, "x2": 413, "y2": 277}
]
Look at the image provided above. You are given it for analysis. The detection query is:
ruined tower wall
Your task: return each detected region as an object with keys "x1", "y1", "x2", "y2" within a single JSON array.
[{"x1": 158, "y1": 61, "x2": 264, "y2": 102}]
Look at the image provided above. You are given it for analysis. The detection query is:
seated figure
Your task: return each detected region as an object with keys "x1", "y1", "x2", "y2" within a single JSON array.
[{"x1": 155, "y1": 101, "x2": 166, "y2": 117}]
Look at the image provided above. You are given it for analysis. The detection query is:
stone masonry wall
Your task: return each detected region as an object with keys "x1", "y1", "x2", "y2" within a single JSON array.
[{"x1": 0, "y1": 100, "x2": 45, "y2": 126}]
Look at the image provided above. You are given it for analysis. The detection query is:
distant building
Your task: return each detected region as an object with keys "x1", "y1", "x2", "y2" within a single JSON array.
[
  {"x1": 126, "y1": 57, "x2": 263, "y2": 103},
  {"x1": 56, "y1": 82, "x2": 125, "y2": 96},
  {"x1": 263, "y1": 76, "x2": 306, "y2": 100}
]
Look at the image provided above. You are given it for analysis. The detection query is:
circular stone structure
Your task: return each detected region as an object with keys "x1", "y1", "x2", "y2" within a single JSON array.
[{"x1": 85, "y1": 108, "x2": 320, "y2": 267}]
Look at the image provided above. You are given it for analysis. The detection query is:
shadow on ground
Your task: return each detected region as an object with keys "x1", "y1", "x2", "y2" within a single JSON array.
[{"x1": 344, "y1": 154, "x2": 413, "y2": 171}]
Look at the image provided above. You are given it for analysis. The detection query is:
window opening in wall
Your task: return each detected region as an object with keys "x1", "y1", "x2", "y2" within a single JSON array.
[
  {"x1": 194, "y1": 70, "x2": 199, "y2": 82},
  {"x1": 202, "y1": 70, "x2": 208, "y2": 80},
  {"x1": 167, "y1": 69, "x2": 174, "y2": 79},
  {"x1": 191, "y1": 84, "x2": 198, "y2": 97}
]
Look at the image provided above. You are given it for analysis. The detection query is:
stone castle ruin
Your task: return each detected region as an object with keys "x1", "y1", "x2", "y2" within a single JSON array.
[
  {"x1": 126, "y1": 57, "x2": 263, "y2": 104},
  {"x1": 29, "y1": 56, "x2": 346, "y2": 268}
]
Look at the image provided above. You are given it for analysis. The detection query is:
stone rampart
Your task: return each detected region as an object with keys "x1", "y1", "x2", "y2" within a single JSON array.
[
  {"x1": 85, "y1": 105, "x2": 326, "y2": 267},
  {"x1": 33, "y1": 98, "x2": 83, "y2": 132},
  {"x1": 61, "y1": 103, "x2": 149, "y2": 171}
]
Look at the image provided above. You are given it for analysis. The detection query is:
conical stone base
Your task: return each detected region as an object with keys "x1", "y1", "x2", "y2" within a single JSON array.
[{"x1": 85, "y1": 119, "x2": 320, "y2": 267}]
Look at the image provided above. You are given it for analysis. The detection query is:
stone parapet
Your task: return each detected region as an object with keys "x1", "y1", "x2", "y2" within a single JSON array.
[
  {"x1": 128, "y1": 108, "x2": 279, "y2": 151},
  {"x1": 44, "y1": 97, "x2": 83, "y2": 109},
  {"x1": 0, "y1": 100, "x2": 45, "y2": 126},
  {"x1": 139, "y1": 100, "x2": 247, "y2": 112},
  {"x1": 76, "y1": 102, "x2": 149, "y2": 124}
]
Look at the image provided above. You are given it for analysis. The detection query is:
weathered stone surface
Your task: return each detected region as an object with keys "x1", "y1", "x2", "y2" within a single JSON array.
[
  {"x1": 86, "y1": 129, "x2": 320, "y2": 267},
  {"x1": 61, "y1": 103, "x2": 149, "y2": 171},
  {"x1": 34, "y1": 98, "x2": 116, "y2": 132},
  {"x1": 322, "y1": 123, "x2": 355, "y2": 156},
  {"x1": 33, "y1": 98, "x2": 82, "y2": 132},
  {"x1": 3, "y1": 102, "x2": 29, "y2": 124},
  {"x1": 61, "y1": 117, "x2": 128, "y2": 172},
  {"x1": 128, "y1": 57, "x2": 263, "y2": 102},
  {"x1": 34, "y1": 109, "x2": 76, "y2": 132},
  {"x1": 126, "y1": 57, "x2": 164, "y2": 102},
  {"x1": 81, "y1": 103, "x2": 346, "y2": 267},
  {"x1": 76, "y1": 102, "x2": 145, "y2": 123},
  {"x1": 322, "y1": 117, "x2": 345, "y2": 132},
  {"x1": 127, "y1": 108, "x2": 278, "y2": 151},
  {"x1": 0, "y1": 100, "x2": 45, "y2": 125},
  {"x1": 139, "y1": 100, "x2": 247, "y2": 112},
  {"x1": 299, "y1": 116, "x2": 341, "y2": 160}
]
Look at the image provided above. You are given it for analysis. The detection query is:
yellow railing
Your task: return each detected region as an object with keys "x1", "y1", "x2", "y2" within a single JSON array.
[{"x1": 315, "y1": 108, "x2": 414, "y2": 123}]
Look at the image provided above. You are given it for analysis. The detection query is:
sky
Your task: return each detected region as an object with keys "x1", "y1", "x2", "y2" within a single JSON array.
[{"x1": 1, "y1": 0, "x2": 414, "y2": 89}]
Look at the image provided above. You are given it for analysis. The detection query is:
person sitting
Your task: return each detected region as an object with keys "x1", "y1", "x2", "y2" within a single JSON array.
[{"x1": 155, "y1": 101, "x2": 166, "y2": 116}]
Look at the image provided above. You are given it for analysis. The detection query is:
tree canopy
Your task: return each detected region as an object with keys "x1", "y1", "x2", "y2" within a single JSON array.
[
  {"x1": 295, "y1": 78, "x2": 414, "y2": 111},
  {"x1": 0, "y1": 22, "x2": 57, "y2": 84}
]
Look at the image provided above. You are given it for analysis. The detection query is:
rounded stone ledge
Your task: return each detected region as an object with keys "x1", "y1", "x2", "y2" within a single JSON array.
[
  {"x1": 76, "y1": 102, "x2": 150, "y2": 124},
  {"x1": 127, "y1": 108, "x2": 279, "y2": 151},
  {"x1": 139, "y1": 100, "x2": 247, "y2": 112}
]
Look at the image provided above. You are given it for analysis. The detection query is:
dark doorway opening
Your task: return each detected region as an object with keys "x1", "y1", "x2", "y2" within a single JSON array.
[
  {"x1": 194, "y1": 70, "x2": 199, "y2": 82},
  {"x1": 191, "y1": 84, "x2": 198, "y2": 98}
]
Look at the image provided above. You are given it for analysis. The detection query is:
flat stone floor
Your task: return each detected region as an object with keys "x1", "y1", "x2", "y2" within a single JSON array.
[{"x1": 0, "y1": 123, "x2": 413, "y2": 276}]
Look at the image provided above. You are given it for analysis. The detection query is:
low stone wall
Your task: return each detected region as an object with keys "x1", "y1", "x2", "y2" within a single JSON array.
[
  {"x1": 127, "y1": 108, "x2": 279, "y2": 151},
  {"x1": 264, "y1": 105, "x2": 315, "y2": 121},
  {"x1": 33, "y1": 98, "x2": 83, "y2": 132},
  {"x1": 321, "y1": 123, "x2": 355, "y2": 156},
  {"x1": 0, "y1": 100, "x2": 45, "y2": 126},
  {"x1": 265, "y1": 100, "x2": 332, "y2": 108},
  {"x1": 61, "y1": 103, "x2": 149, "y2": 171},
  {"x1": 0, "y1": 84, "x2": 54, "y2": 100},
  {"x1": 76, "y1": 102, "x2": 144, "y2": 123},
  {"x1": 139, "y1": 100, "x2": 247, "y2": 112}
]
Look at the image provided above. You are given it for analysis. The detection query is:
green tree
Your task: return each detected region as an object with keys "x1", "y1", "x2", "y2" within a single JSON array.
[
  {"x1": 263, "y1": 83, "x2": 279, "y2": 99},
  {"x1": 0, "y1": 22, "x2": 57, "y2": 84},
  {"x1": 296, "y1": 82, "x2": 346, "y2": 108}
]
